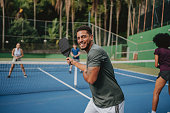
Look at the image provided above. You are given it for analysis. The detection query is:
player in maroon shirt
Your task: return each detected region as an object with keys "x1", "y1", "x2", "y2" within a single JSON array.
[{"x1": 151, "y1": 33, "x2": 170, "y2": 113}]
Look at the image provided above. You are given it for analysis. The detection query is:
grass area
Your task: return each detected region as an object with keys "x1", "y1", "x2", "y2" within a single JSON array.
[{"x1": 113, "y1": 63, "x2": 159, "y2": 76}]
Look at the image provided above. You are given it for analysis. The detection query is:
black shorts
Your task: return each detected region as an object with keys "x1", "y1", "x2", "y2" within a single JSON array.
[{"x1": 157, "y1": 71, "x2": 170, "y2": 81}]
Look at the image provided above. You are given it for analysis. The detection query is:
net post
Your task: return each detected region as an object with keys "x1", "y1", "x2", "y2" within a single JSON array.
[{"x1": 74, "y1": 66, "x2": 77, "y2": 88}]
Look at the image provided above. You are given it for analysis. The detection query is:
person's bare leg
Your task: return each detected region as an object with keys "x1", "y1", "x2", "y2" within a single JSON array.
[
  {"x1": 152, "y1": 77, "x2": 166, "y2": 112},
  {"x1": 20, "y1": 64, "x2": 27, "y2": 78},
  {"x1": 168, "y1": 81, "x2": 170, "y2": 95},
  {"x1": 8, "y1": 64, "x2": 15, "y2": 78},
  {"x1": 69, "y1": 65, "x2": 73, "y2": 73}
]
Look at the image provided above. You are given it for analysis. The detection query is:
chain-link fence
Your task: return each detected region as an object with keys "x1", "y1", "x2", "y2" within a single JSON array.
[{"x1": 0, "y1": 17, "x2": 88, "y2": 53}]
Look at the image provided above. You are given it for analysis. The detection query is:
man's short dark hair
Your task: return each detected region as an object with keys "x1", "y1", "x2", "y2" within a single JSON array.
[{"x1": 76, "y1": 25, "x2": 92, "y2": 35}]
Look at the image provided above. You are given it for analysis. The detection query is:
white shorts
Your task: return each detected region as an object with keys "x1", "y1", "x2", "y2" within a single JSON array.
[
  {"x1": 84, "y1": 99, "x2": 124, "y2": 113},
  {"x1": 12, "y1": 58, "x2": 21, "y2": 62}
]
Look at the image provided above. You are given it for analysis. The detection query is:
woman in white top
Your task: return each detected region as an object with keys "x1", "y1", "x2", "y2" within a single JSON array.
[{"x1": 8, "y1": 43, "x2": 27, "y2": 78}]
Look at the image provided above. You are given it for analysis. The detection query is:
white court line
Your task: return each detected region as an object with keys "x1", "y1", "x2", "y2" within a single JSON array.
[
  {"x1": 115, "y1": 68, "x2": 157, "y2": 77},
  {"x1": 38, "y1": 68, "x2": 91, "y2": 100},
  {"x1": 115, "y1": 72, "x2": 156, "y2": 82},
  {"x1": 115, "y1": 72, "x2": 168, "y2": 85}
]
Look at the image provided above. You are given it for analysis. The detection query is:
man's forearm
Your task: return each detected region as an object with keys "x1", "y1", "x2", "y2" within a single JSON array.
[{"x1": 72, "y1": 60, "x2": 86, "y2": 71}]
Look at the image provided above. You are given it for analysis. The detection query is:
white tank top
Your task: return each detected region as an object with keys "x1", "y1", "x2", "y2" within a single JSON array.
[{"x1": 14, "y1": 48, "x2": 21, "y2": 57}]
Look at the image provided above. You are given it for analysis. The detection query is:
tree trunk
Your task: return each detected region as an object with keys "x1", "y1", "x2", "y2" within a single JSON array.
[
  {"x1": 143, "y1": 0, "x2": 147, "y2": 32},
  {"x1": 34, "y1": 0, "x2": 37, "y2": 29},
  {"x1": 92, "y1": 24, "x2": 94, "y2": 36},
  {"x1": 1, "y1": 0, "x2": 5, "y2": 49},
  {"x1": 71, "y1": 0, "x2": 75, "y2": 43},
  {"x1": 66, "y1": 14, "x2": 69, "y2": 39},
  {"x1": 116, "y1": 14, "x2": 119, "y2": 35},
  {"x1": 103, "y1": 0, "x2": 107, "y2": 46},
  {"x1": 161, "y1": 0, "x2": 164, "y2": 27},
  {"x1": 116, "y1": 14, "x2": 119, "y2": 59},
  {"x1": 95, "y1": 11, "x2": 98, "y2": 45},
  {"x1": 59, "y1": 1, "x2": 63, "y2": 39},
  {"x1": 131, "y1": 8, "x2": 135, "y2": 35},
  {"x1": 98, "y1": 14, "x2": 101, "y2": 46},
  {"x1": 137, "y1": 4, "x2": 141, "y2": 33},
  {"x1": 127, "y1": 0, "x2": 132, "y2": 38},
  {"x1": 116, "y1": 0, "x2": 121, "y2": 35},
  {"x1": 151, "y1": 0, "x2": 155, "y2": 30},
  {"x1": 65, "y1": 0, "x2": 71, "y2": 39},
  {"x1": 107, "y1": 0, "x2": 113, "y2": 46}
]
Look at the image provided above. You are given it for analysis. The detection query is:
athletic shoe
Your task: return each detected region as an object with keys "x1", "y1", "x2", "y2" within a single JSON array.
[
  {"x1": 24, "y1": 75, "x2": 27, "y2": 78},
  {"x1": 7, "y1": 75, "x2": 10, "y2": 78}
]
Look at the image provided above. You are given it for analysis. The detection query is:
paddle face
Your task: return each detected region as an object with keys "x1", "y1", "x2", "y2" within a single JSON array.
[{"x1": 58, "y1": 37, "x2": 71, "y2": 57}]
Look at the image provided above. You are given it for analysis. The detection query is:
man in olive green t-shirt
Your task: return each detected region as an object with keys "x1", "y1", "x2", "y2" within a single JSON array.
[{"x1": 66, "y1": 25, "x2": 124, "y2": 113}]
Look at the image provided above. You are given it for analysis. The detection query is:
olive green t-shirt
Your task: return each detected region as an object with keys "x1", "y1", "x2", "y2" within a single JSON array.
[{"x1": 87, "y1": 44, "x2": 124, "y2": 108}]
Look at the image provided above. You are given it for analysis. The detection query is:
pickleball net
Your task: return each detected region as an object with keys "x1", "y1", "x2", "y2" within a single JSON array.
[
  {"x1": 0, "y1": 60, "x2": 156, "y2": 96},
  {"x1": 0, "y1": 61, "x2": 84, "y2": 96}
]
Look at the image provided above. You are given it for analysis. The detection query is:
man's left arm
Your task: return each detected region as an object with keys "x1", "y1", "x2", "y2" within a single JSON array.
[{"x1": 83, "y1": 66, "x2": 100, "y2": 84}]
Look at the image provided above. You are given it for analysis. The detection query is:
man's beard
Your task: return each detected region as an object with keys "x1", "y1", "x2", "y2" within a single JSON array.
[{"x1": 80, "y1": 40, "x2": 92, "y2": 51}]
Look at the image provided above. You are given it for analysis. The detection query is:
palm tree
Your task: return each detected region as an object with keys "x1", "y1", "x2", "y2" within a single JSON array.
[
  {"x1": 98, "y1": 13, "x2": 101, "y2": 46},
  {"x1": 17, "y1": 0, "x2": 32, "y2": 18},
  {"x1": 70, "y1": 0, "x2": 84, "y2": 43},
  {"x1": 151, "y1": 0, "x2": 155, "y2": 30},
  {"x1": 143, "y1": 0, "x2": 147, "y2": 32},
  {"x1": 34, "y1": 0, "x2": 37, "y2": 29},
  {"x1": 91, "y1": 0, "x2": 99, "y2": 45},
  {"x1": 98, "y1": 4, "x2": 104, "y2": 46},
  {"x1": 0, "y1": 0, "x2": 5, "y2": 49},
  {"x1": 59, "y1": 1, "x2": 63, "y2": 39},
  {"x1": 116, "y1": 0, "x2": 121, "y2": 35},
  {"x1": 135, "y1": 0, "x2": 143, "y2": 33},
  {"x1": 54, "y1": 0, "x2": 63, "y2": 39},
  {"x1": 103, "y1": 0, "x2": 107, "y2": 46},
  {"x1": 125, "y1": 0, "x2": 132, "y2": 37},
  {"x1": 137, "y1": 3, "x2": 141, "y2": 33},
  {"x1": 71, "y1": 0, "x2": 75, "y2": 43},
  {"x1": 65, "y1": 0, "x2": 71, "y2": 39},
  {"x1": 115, "y1": 0, "x2": 121, "y2": 58},
  {"x1": 107, "y1": 0, "x2": 113, "y2": 46},
  {"x1": 161, "y1": 0, "x2": 164, "y2": 27},
  {"x1": 131, "y1": 8, "x2": 135, "y2": 35}
]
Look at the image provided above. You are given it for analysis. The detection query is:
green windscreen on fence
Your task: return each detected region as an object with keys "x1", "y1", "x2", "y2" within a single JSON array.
[{"x1": 127, "y1": 25, "x2": 170, "y2": 60}]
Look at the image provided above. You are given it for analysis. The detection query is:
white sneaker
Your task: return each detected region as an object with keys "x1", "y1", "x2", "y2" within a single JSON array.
[{"x1": 24, "y1": 75, "x2": 27, "y2": 78}]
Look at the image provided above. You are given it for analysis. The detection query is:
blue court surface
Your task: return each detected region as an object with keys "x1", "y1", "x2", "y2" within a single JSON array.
[{"x1": 0, "y1": 64, "x2": 169, "y2": 113}]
